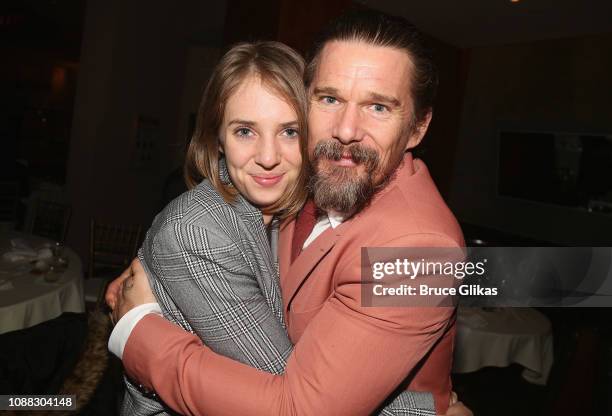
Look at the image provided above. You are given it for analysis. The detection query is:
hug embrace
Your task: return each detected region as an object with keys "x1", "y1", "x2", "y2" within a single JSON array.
[{"x1": 106, "y1": 9, "x2": 471, "y2": 416}]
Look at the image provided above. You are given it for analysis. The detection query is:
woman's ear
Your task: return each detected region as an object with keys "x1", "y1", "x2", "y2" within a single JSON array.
[{"x1": 218, "y1": 135, "x2": 225, "y2": 154}]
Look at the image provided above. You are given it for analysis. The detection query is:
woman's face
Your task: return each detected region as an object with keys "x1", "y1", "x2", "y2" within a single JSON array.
[{"x1": 219, "y1": 75, "x2": 302, "y2": 211}]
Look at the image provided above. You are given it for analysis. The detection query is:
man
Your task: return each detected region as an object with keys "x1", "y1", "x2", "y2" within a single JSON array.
[{"x1": 107, "y1": 10, "x2": 468, "y2": 416}]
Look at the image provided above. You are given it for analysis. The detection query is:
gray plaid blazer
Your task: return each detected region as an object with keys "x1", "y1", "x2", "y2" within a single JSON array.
[{"x1": 121, "y1": 161, "x2": 435, "y2": 416}]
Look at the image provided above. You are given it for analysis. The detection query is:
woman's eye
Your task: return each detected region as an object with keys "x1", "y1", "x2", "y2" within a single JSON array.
[
  {"x1": 235, "y1": 128, "x2": 253, "y2": 137},
  {"x1": 283, "y1": 128, "x2": 299, "y2": 137}
]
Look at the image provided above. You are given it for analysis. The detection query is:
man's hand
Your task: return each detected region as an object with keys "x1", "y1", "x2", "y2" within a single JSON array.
[
  {"x1": 105, "y1": 261, "x2": 134, "y2": 311},
  {"x1": 106, "y1": 258, "x2": 156, "y2": 323},
  {"x1": 442, "y1": 392, "x2": 473, "y2": 416}
]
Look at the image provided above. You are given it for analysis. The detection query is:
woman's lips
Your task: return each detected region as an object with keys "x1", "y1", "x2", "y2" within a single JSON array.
[{"x1": 251, "y1": 173, "x2": 284, "y2": 186}]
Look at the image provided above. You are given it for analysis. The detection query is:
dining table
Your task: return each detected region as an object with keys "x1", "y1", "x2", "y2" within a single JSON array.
[
  {"x1": 0, "y1": 231, "x2": 85, "y2": 335},
  {"x1": 453, "y1": 306, "x2": 554, "y2": 385}
]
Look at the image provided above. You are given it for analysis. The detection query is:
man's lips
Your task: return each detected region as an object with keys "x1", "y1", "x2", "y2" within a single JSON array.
[
  {"x1": 330, "y1": 154, "x2": 357, "y2": 167},
  {"x1": 251, "y1": 173, "x2": 285, "y2": 186}
]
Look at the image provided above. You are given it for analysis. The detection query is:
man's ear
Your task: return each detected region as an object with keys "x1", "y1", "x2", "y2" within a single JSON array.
[{"x1": 404, "y1": 110, "x2": 433, "y2": 151}]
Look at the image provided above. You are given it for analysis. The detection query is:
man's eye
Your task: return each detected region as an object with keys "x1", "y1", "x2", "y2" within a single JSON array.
[
  {"x1": 371, "y1": 104, "x2": 389, "y2": 113},
  {"x1": 282, "y1": 128, "x2": 299, "y2": 137},
  {"x1": 321, "y1": 96, "x2": 338, "y2": 105}
]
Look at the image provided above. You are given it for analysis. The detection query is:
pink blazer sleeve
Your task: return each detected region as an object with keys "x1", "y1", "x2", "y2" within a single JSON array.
[{"x1": 123, "y1": 234, "x2": 458, "y2": 416}]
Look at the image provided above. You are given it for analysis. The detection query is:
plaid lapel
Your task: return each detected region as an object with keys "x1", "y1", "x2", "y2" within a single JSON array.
[{"x1": 217, "y1": 157, "x2": 284, "y2": 324}]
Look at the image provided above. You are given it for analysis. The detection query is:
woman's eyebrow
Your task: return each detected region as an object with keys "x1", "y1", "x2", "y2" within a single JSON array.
[
  {"x1": 279, "y1": 120, "x2": 299, "y2": 128},
  {"x1": 227, "y1": 119, "x2": 256, "y2": 127}
]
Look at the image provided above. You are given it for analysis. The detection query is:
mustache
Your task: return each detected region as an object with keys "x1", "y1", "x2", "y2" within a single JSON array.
[{"x1": 312, "y1": 140, "x2": 380, "y2": 168}]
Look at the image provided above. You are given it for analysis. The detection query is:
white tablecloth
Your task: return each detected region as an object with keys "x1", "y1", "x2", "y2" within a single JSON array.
[
  {"x1": 0, "y1": 232, "x2": 85, "y2": 334},
  {"x1": 453, "y1": 307, "x2": 554, "y2": 385}
]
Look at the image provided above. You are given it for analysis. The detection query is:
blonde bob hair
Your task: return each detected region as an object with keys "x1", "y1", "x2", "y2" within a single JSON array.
[{"x1": 184, "y1": 41, "x2": 309, "y2": 219}]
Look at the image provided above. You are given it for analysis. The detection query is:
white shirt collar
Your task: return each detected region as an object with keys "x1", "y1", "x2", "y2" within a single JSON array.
[
  {"x1": 302, "y1": 209, "x2": 346, "y2": 249},
  {"x1": 326, "y1": 210, "x2": 345, "y2": 229}
]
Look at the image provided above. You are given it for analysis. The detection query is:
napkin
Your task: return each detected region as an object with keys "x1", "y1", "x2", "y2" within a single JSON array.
[
  {"x1": 2, "y1": 250, "x2": 37, "y2": 262},
  {"x1": 2, "y1": 238, "x2": 53, "y2": 263}
]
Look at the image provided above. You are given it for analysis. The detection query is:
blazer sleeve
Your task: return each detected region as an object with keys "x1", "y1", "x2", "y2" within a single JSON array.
[
  {"x1": 123, "y1": 233, "x2": 459, "y2": 416},
  {"x1": 146, "y1": 221, "x2": 293, "y2": 374}
]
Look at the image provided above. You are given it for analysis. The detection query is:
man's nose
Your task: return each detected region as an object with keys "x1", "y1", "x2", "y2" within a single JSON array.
[
  {"x1": 255, "y1": 136, "x2": 281, "y2": 169},
  {"x1": 332, "y1": 103, "x2": 363, "y2": 145}
]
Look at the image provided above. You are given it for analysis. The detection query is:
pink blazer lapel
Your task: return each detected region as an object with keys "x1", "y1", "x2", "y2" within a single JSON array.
[
  {"x1": 278, "y1": 218, "x2": 295, "y2": 284},
  {"x1": 280, "y1": 224, "x2": 344, "y2": 313}
]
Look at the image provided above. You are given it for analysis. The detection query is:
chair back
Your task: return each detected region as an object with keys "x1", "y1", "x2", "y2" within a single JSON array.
[
  {"x1": 29, "y1": 200, "x2": 71, "y2": 242},
  {"x1": 88, "y1": 219, "x2": 142, "y2": 278}
]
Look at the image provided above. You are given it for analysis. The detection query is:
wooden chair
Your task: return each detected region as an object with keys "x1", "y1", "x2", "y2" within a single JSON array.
[
  {"x1": 0, "y1": 181, "x2": 20, "y2": 228},
  {"x1": 28, "y1": 200, "x2": 71, "y2": 242},
  {"x1": 86, "y1": 219, "x2": 142, "y2": 306}
]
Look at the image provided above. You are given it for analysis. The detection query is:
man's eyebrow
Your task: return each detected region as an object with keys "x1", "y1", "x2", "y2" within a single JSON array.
[
  {"x1": 312, "y1": 86, "x2": 340, "y2": 96},
  {"x1": 312, "y1": 88, "x2": 401, "y2": 108},
  {"x1": 367, "y1": 92, "x2": 401, "y2": 108}
]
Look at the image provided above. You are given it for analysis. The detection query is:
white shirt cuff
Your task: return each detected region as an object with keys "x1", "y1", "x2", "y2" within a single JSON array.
[{"x1": 108, "y1": 303, "x2": 162, "y2": 359}]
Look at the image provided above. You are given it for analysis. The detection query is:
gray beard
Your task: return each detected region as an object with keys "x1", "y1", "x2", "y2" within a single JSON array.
[
  {"x1": 310, "y1": 164, "x2": 376, "y2": 216},
  {"x1": 308, "y1": 140, "x2": 400, "y2": 217}
]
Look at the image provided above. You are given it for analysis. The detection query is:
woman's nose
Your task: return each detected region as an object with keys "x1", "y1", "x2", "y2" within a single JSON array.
[{"x1": 255, "y1": 136, "x2": 281, "y2": 168}]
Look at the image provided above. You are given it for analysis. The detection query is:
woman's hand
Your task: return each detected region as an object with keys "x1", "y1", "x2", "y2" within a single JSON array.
[{"x1": 106, "y1": 258, "x2": 157, "y2": 323}]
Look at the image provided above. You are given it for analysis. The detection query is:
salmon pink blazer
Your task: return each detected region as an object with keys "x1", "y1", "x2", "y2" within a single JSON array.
[{"x1": 122, "y1": 154, "x2": 464, "y2": 415}]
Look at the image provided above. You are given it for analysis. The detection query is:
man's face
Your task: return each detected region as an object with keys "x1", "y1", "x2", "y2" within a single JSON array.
[{"x1": 307, "y1": 40, "x2": 430, "y2": 215}]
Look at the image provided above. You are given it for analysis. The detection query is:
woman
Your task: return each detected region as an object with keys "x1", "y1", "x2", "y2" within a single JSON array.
[
  {"x1": 117, "y1": 41, "x2": 306, "y2": 416},
  {"x1": 112, "y1": 41, "x2": 438, "y2": 416}
]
